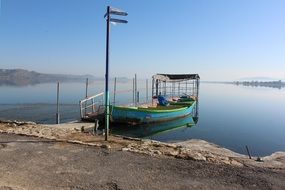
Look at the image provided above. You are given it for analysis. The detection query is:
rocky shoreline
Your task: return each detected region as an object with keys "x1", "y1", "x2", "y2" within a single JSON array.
[{"x1": 0, "y1": 120, "x2": 285, "y2": 170}]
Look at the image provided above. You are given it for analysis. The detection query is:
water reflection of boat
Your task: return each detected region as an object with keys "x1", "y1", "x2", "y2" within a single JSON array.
[{"x1": 111, "y1": 115, "x2": 198, "y2": 138}]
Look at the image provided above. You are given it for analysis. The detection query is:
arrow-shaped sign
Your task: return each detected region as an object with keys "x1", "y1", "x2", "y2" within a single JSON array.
[
  {"x1": 110, "y1": 18, "x2": 128, "y2": 24},
  {"x1": 110, "y1": 7, "x2": 128, "y2": 16}
]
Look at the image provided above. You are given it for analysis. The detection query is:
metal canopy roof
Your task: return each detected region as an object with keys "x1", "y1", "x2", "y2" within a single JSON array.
[{"x1": 153, "y1": 74, "x2": 200, "y2": 81}]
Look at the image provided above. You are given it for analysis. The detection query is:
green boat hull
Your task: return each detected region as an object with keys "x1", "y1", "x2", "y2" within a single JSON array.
[{"x1": 110, "y1": 101, "x2": 196, "y2": 125}]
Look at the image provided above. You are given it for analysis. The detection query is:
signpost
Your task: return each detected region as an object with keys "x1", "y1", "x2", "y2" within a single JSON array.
[{"x1": 104, "y1": 6, "x2": 128, "y2": 141}]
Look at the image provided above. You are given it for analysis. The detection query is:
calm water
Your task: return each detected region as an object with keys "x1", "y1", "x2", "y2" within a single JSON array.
[{"x1": 0, "y1": 81, "x2": 285, "y2": 156}]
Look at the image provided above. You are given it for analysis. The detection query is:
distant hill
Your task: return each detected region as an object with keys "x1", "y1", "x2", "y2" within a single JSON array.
[
  {"x1": 0, "y1": 69, "x2": 130, "y2": 86},
  {"x1": 0, "y1": 69, "x2": 97, "y2": 86}
]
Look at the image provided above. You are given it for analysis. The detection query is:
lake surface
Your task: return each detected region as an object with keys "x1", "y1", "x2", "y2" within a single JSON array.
[{"x1": 0, "y1": 81, "x2": 285, "y2": 156}]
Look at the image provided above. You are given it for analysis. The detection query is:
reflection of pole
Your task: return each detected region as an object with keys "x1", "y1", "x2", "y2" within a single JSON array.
[
  {"x1": 104, "y1": 6, "x2": 110, "y2": 141},
  {"x1": 113, "y1": 77, "x2": 117, "y2": 105},
  {"x1": 56, "y1": 82, "x2": 60, "y2": 124}
]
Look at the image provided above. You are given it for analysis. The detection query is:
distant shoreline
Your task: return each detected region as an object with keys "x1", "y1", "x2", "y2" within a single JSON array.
[
  {"x1": 0, "y1": 69, "x2": 129, "y2": 86},
  {"x1": 202, "y1": 80, "x2": 285, "y2": 89}
]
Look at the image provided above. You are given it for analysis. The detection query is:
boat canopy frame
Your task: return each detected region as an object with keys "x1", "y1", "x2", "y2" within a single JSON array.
[{"x1": 151, "y1": 73, "x2": 200, "y2": 100}]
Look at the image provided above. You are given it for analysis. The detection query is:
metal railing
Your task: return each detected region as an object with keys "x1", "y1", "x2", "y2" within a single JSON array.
[{"x1": 79, "y1": 92, "x2": 104, "y2": 120}]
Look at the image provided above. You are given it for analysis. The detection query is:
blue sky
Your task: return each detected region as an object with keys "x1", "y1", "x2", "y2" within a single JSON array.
[{"x1": 0, "y1": 0, "x2": 284, "y2": 81}]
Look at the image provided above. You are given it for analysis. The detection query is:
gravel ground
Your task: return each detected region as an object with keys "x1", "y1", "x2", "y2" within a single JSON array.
[{"x1": 0, "y1": 133, "x2": 284, "y2": 190}]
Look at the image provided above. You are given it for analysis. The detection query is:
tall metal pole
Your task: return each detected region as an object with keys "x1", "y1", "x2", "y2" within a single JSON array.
[
  {"x1": 185, "y1": 81, "x2": 188, "y2": 95},
  {"x1": 164, "y1": 81, "x2": 166, "y2": 96},
  {"x1": 192, "y1": 80, "x2": 195, "y2": 96},
  {"x1": 135, "y1": 74, "x2": 137, "y2": 106},
  {"x1": 132, "y1": 77, "x2": 135, "y2": 105},
  {"x1": 84, "y1": 78, "x2": 88, "y2": 115},
  {"x1": 171, "y1": 82, "x2": 174, "y2": 99},
  {"x1": 151, "y1": 77, "x2": 154, "y2": 105},
  {"x1": 56, "y1": 82, "x2": 60, "y2": 124},
  {"x1": 85, "y1": 78, "x2": 89, "y2": 98},
  {"x1": 155, "y1": 79, "x2": 159, "y2": 97},
  {"x1": 196, "y1": 78, "x2": 200, "y2": 117},
  {"x1": 113, "y1": 77, "x2": 117, "y2": 105},
  {"x1": 146, "y1": 79, "x2": 148, "y2": 103},
  {"x1": 104, "y1": 6, "x2": 110, "y2": 141},
  {"x1": 178, "y1": 82, "x2": 180, "y2": 97}
]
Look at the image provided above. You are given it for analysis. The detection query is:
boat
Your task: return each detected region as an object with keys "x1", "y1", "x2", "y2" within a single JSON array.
[
  {"x1": 109, "y1": 73, "x2": 199, "y2": 125},
  {"x1": 110, "y1": 101, "x2": 196, "y2": 125}
]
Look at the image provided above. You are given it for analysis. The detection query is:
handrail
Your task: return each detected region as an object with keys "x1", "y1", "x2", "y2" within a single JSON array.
[
  {"x1": 79, "y1": 92, "x2": 104, "y2": 119},
  {"x1": 80, "y1": 101, "x2": 103, "y2": 110},
  {"x1": 79, "y1": 92, "x2": 104, "y2": 104}
]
